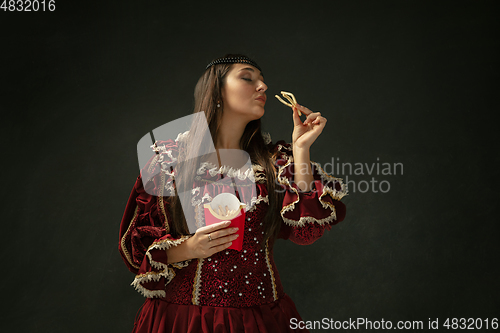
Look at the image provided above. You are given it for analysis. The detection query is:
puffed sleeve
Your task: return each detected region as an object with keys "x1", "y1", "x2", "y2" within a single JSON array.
[
  {"x1": 272, "y1": 141, "x2": 348, "y2": 245},
  {"x1": 118, "y1": 137, "x2": 192, "y2": 298}
]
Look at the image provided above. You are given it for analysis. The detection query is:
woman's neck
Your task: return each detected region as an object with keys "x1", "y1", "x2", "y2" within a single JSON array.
[{"x1": 215, "y1": 115, "x2": 247, "y2": 150}]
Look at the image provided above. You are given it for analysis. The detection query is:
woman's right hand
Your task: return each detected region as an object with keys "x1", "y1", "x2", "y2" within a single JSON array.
[{"x1": 186, "y1": 221, "x2": 239, "y2": 259}]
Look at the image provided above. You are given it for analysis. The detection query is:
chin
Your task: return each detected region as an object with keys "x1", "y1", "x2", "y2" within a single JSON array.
[
  {"x1": 235, "y1": 107, "x2": 265, "y2": 122},
  {"x1": 253, "y1": 108, "x2": 265, "y2": 120}
]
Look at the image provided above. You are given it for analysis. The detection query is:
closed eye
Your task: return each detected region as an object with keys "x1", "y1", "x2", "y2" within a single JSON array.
[{"x1": 242, "y1": 78, "x2": 252, "y2": 82}]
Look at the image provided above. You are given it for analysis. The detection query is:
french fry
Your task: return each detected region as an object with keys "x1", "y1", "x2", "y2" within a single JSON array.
[
  {"x1": 275, "y1": 91, "x2": 302, "y2": 116},
  {"x1": 215, "y1": 204, "x2": 239, "y2": 217}
]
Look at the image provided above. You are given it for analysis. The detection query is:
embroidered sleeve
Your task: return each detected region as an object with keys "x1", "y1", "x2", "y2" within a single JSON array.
[
  {"x1": 119, "y1": 137, "x2": 193, "y2": 298},
  {"x1": 273, "y1": 140, "x2": 348, "y2": 245}
]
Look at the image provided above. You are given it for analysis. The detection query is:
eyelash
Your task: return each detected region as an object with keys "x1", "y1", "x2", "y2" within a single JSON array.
[{"x1": 242, "y1": 78, "x2": 252, "y2": 82}]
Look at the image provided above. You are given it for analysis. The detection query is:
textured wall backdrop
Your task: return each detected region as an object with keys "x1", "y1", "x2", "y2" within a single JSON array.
[{"x1": 1, "y1": 1, "x2": 498, "y2": 332}]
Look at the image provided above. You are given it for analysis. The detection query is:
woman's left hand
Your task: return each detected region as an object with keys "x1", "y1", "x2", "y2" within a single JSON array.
[{"x1": 291, "y1": 104, "x2": 327, "y2": 150}]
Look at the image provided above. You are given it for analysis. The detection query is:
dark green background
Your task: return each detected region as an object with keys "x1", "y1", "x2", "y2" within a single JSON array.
[{"x1": 1, "y1": 1, "x2": 498, "y2": 332}]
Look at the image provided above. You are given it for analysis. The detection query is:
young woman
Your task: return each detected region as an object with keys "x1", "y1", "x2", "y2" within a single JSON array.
[{"x1": 119, "y1": 54, "x2": 347, "y2": 332}]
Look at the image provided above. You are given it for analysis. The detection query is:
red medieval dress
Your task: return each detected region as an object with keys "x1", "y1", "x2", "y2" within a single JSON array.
[{"x1": 119, "y1": 132, "x2": 347, "y2": 333}]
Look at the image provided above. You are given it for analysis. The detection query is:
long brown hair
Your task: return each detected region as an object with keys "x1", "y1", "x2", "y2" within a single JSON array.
[{"x1": 167, "y1": 54, "x2": 284, "y2": 247}]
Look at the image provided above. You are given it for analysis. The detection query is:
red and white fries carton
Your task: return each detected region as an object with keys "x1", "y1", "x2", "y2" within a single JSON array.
[{"x1": 204, "y1": 193, "x2": 246, "y2": 251}]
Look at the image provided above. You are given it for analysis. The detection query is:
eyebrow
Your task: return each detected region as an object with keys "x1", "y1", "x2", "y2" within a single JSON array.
[{"x1": 239, "y1": 67, "x2": 264, "y2": 79}]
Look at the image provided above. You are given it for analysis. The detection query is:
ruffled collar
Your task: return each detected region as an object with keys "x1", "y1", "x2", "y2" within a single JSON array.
[{"x1": 197, "y1": 162, "x2": 265, "y2": 182}]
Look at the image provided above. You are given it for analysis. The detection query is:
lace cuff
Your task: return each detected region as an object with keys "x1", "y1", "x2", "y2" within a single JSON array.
[
  {"x1": 274, "y1": 141, "x2": 348, "y2": 228},
  {"x1": 131, "y1": 235, "x2": 192, "y2": 298}
]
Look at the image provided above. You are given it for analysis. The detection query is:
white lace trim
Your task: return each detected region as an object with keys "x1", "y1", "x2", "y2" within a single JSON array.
[
  {"x1": 311, "y1": 161, "x2": 348, "y2": 200},
  {"x1": 253, "y1": 164, "x2": 265, "y2": 172},
  {"x1": 262, "y1": 132, "x2": 272, "y2": 145},
  {"x1": 175, "y1": 130, "x2": 190, "y2": 143},
  {"x1": 253, "y1": 164, "x2": 266, "y2": 184},
  {"x1": 197, "y1": 162, "x2": 260, "y2": 182},
  {"x1": 160, "y1": 163, "x2": 176, "y2": 177},
  {"x1": 277, "y1": 143, "x2": 293, "y2": 153},
  {"x1": 164, "y1": 181, "x2": 175, "y2": 196},
  {"x1": 281, "y1": 212, "x2": 338, "y2": 227},
  {"x1": 247, "y1": 194, "x2": 269, "y2": 212},
  {"x1": 190, "y1": 188, "x2": 214, "y2": 207},
  {"x1": 131, "y1": 235, "x2": 191, "y2": 298},
  {"x1": 150, "y1": 143, "x2": 177, "y2": 163},
  {"x1": 276, "y1": 148, "x2": 301, "y2": 218}
]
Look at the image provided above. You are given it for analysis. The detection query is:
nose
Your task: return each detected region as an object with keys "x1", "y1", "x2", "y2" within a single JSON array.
[{"x1": 257, "y1": 81, "x2": 267, "y2": 92}]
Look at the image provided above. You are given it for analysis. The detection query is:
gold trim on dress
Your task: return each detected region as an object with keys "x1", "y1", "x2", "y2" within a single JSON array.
[
  {"x1": 276, "y1": 147, "x2": 301, "y2": 216},
  {"x1": 132, "y1": 270, "x2": 173, "y2": 298},
  {"x1": 171, "y1": 260, "x2": 191, "y2": 269},
  {"x1": 311, "y1": 161, "x2": 348, "y2": 200},
  {"x1": 264, "y1": 239, "x2": 278, "y2": 301},
  {"x1": 158, "y1": 172, "x2": 170, "y2": 233},
  {"x1": 120, "y1": 205, "x2": 141, "y2": 270},
  {"x1": 192, "y1": 258, "x2": 204, "y2": 305}
]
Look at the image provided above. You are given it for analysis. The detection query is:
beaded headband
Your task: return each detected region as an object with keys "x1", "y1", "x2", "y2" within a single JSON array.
[{"x1": 205, "y1": 56, "x2": 263, "y2": 75}]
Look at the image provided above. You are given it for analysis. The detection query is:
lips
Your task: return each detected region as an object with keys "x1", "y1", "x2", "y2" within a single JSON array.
[{"x1": 256, "y1": 96, "x2": 266, "y2": 103}]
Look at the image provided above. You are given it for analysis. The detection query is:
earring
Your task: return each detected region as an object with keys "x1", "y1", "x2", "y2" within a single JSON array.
[{"x1": 217, "y1": 102, "x2": 221, "y2": 108}]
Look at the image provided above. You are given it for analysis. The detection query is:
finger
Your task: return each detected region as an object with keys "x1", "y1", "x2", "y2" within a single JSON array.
[
  {"x1": 209, "y1": 232, "x2": 239, "y2": 248},
  {"x1": 313, "y1": 117, "x2": 327, "y2": 131},
  {"x1": 210, "y1": 227, "x2": 239, "y2": 240},
  {"x1": 314, "y1": 116, "x2": 327, "y2": 125},
  {"x1": 196, "y1": 220, "x2": 231, "y2": 234},
  {"x1": 292, "y1": 105, "x2": 303, "y2": 127},
  {"x1": 304, "y1": 113, "x2": 318, "y2": 125},
  {"x1": 208, "y1": 241, "x2": 233, "y2": 255},
  {"x1": 295, "y1": 104, "x2": 313, "y2": 116},
  {"x1": 303, "y1": 112, "x2": 321, "y2": 125}
]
